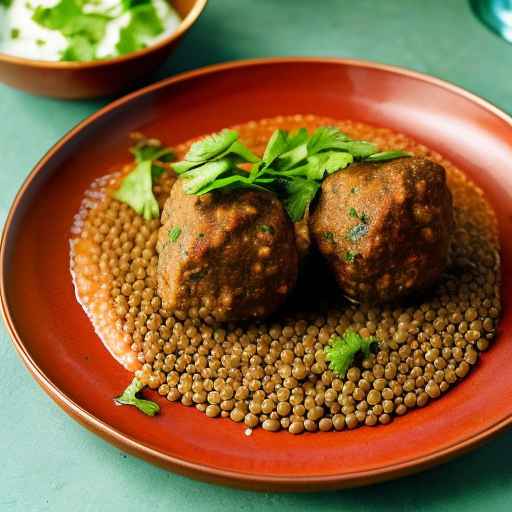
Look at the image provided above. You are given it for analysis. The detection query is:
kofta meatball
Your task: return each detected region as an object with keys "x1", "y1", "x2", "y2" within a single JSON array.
[
  {"x1": 157, "y1": 180, "x2": 299, "y2": 321},
  {"x1": 310, "y1": 157, "x2": 454, "y2": 303}
]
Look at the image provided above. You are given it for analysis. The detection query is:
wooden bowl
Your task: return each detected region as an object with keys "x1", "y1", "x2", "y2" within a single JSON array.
[
  {"x1": 0, "y1": 0, "x2": 207, "y2": 99},
  {"x1": 1, "y1": 58, "x2": 512, "y2": 491}
]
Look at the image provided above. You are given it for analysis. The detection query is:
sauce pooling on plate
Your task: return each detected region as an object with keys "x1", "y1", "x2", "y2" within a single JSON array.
[{"x1": 0, "y1": 0, "x2": 181, "y2": 61}]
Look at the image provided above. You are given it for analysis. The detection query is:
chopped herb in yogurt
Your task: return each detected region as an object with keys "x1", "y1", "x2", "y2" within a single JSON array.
[{"x1": 0, "y1": 0, "x2": 181, "y2": 61}]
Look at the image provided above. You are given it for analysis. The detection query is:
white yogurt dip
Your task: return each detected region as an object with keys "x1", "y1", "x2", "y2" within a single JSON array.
[{"x1": 0, "y1": 0, "x2": 181, "y2": 61}]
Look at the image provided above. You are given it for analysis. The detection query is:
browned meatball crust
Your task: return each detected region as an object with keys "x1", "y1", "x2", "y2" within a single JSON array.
[
  {"x1": 157, "y1": 181, "x2": 299, "y2": 321},
  {"x1": 310, "y1": 157, "x2": 454, "y2": 303}
]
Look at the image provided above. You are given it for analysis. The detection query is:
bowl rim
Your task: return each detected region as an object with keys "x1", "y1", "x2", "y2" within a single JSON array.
[
  {"x1": 1, "y1": 57, "x2": 512, "y2": 490},
  {"x1": 0, "y1": 0, "x2": 208, "y2": 69}
]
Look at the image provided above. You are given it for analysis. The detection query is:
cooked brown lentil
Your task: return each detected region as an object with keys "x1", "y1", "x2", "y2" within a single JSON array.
[{"x1": 70, "y1": 115, "x2": 501, "y2": 434}]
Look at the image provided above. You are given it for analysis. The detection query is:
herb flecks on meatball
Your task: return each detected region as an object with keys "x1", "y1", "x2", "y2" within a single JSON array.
[
  {"x1": 157, "y1": 181, "x2": 299, "y2": 321},
  {"x1": 310, "y1": 157, "x2": 454, "y2": 303}
]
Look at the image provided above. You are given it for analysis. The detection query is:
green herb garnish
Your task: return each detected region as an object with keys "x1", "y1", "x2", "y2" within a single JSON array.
[
  {"x1": 32, "y1": 0, "x2": 110, "y2": 62},
  {"x1": 114, "y1": 378, "x2": 160, "y2": 416},
  {"x1": 0, "y1": 0, "x2": 13, "y2": 7},
  {"x1": 168, "y1": 227, "x2": 181, "y2": 242},
  {"x1": 36, "y1": 38, "x2": 46, "y2": 46},
  {"x1": 322, "y1": 231, "x2": 335, "y2": 242},
  {"x1": 10, "y1": 28, "x2": 20, "y2": 39},
  {"x1": 306, "y1": 125, "x2": 351, "y2": 154},
  {"x1": 344, "y1": 250, "x2": 359, "y2": 263},
  {"x1": 30, "y1": 0, "x2": 168, "y2": 62},
  {"x1": 113, "y1": 136, "x2": 174, "y2": 220},
  {"x1": 113, "y1": 161, "x2": 158, "y2": 220},
  {"x1": 172, "y1": 126, "x2": 411, "y2": 222},
  {"x1": 131, "y1": 136, "x2": 174, "y2": 165},
  {"x1": 116, "y1": 2, "x2": 164, "y2": 55},
  {"x1": 282, "y1": 177, "x2": 321, "y2": 222},
  {"x1": 185, "y1": 130, "x2": 239, "y2": 163},
  {"x1": 348, "y1": 223, "x2": 369, "y2": 242},
  {"x1": 325, "y1": 330, "x2": 378, "y2": 377},
  {"x1": 365, "y1": 150, "x2": 412, "y2": 162},
  {"x1": 350, "y1": 187, "x2": 359, "y2": 194},
  {"x1": 262, "y1": 129, "x2": 289, "y2": 166}
]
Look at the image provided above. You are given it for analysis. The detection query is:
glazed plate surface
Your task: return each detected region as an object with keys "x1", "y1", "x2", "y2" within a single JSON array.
[{"x1": 2, "y1": 58, "x2": 512, "y2": 491}]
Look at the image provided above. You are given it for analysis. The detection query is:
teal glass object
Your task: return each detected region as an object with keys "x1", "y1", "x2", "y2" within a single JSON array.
[{"x1": 471, "y1": 0, "x2": 512, "y2": 42}]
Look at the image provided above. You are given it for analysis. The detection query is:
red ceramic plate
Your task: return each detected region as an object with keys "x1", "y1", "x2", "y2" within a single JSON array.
[{"x1": 2, "y1": 58, "x2": 512, "y2": 491}]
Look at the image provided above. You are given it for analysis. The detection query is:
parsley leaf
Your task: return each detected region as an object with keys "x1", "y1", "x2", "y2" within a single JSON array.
[
  {"x1": 113, "y1": 161, "x2": 159, "y2": 220},
  {"x1": 113, "y1": 135, "x2": 174, "y2": 219},
  {"x1": 325, "y1": 331, "x2": 378, "y2": 377},
  {"x1": 215, "y1": 140, "x2": 260, "y2": 163},
  {"x1": 338, "y1": 140, "x2": 378, "y2": 158},
  {"x1": 174, "y1": 125, "x2": 411, "y2": 223},
  {"x1": 307, "y1": 126, "x2": 351, "y2": 155},
  {"x1": 0, "y1": 0, "x2": 13, "y2": 7},
  {"x1": 194, "y1": 174, "x2": 272, "y2": 195},
  {"x1": 286, "y1": 128, "x2": 308, "y2": 150},
  {"x1": 185, "y1": 130, "x2": 239, "y2": 162},
  {"x1": 279, "y1": 151, "x2": 353, "y2": 181},
  {"x1": 324, "y1": 151, "x2": 354, "y2": 174},
  {"x1": 10, "y1": 27, "x2": 20, "y2": 39},
  {"x1": 181, "y1": 159, "x2": 232, "y2": 194},
  {"x1": 114, "y1": 378, "x2": 160, "y2": 416},
  {"x1": 262, "y1": 129, "x2": 289, "y2": 166},
  {"x1": 275, "y1": 143, "x2": 308, "y2": 171},
  {"x1": 282, "y1": 177, "x2": 320, "y2": 222},
  {"x1": 168, "y1": 227, "x2": 181, "y2": 242},
  {"x1": 365, "y1": 150, "x2": 413, "y2": 162},
  {"x1": 131, "y1": 137, "x2": 174, "y2": 164}
]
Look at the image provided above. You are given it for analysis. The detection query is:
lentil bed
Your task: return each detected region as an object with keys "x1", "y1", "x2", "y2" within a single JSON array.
[{"x1": 70, "y1": 115, "x2": 501, "y2": 434}]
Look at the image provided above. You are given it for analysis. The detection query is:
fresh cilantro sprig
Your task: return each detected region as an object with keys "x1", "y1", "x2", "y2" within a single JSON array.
[
  {"x1": 364, "y1": 150, "x2": 412, "y2": 162},
  {"x1": 172, "y1": 126, "x2": 410, "y2": 222},
  {"x1": 112, "y1": 135, "x2": 174, "y2": 220},
  {"x1": 114, "y1": 378, "x2": 160, "y2": 416},
  {"x1": 325, "y1": 330, "x2": 378, "y2": 378},
  {"x1": 173, "y1": 131, "x2": 265, "y2": 195}
]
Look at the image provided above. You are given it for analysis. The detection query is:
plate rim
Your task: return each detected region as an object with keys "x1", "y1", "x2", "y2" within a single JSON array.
[{"x1": 2, "y1": 57, "x2": 512, "y2": 491}]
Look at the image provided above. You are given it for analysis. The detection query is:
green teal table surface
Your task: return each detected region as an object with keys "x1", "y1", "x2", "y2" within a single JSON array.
[{"x1": 1, "y1": 1, "x2": 511, "y2": 510}]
